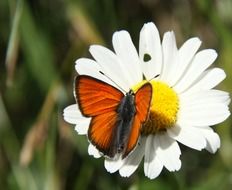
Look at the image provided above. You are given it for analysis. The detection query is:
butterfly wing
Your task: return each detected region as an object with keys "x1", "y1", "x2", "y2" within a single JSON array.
[
  {"x1": 75, "y1": 75, "x2": 124, "y2": 117},
  {"x1": 75, "y1": 75, "x2": 124, "y2": 157},
  {"x1": 134, "y1": 83, "x2": 153, "y2": 123},
  {"x1": 88, "y1": 111, "x2": 118, "y2": 157},
  {"x1": 123, "y1": 83, "x2": 152, "y2": 158}
]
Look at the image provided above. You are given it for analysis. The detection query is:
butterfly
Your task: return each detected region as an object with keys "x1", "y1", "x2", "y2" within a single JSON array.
[{"x1": 74, "y1": 75, "x2": 152, "y2": 158}]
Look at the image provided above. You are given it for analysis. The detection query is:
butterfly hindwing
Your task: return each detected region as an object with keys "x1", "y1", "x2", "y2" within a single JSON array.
[
  {"x1": 88, "y1": 111, "x2": 118, "y2": 157},
  {"x1": 122, "y1": 115, "x2": 140, "y2": 158},
  {"x1": 75, "y1": 75, "x2": 124, "y2": 117}
]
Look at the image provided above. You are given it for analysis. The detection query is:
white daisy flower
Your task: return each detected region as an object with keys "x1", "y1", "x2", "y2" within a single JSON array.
[{"x1": 63, "y1": 22, "x2": 230, "y2": 179}]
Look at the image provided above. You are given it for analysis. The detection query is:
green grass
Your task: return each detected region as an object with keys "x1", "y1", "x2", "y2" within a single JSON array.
[{"x1": 0, "y1": 0, "x2": 231, "y2": 189}]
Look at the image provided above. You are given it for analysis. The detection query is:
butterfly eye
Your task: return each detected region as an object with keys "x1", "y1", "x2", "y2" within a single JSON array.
[{"x1": 143, "y1": 53, "x2": 151, "y2": 62}]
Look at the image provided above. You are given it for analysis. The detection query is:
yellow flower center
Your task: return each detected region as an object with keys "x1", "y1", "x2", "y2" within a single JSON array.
[{"x1": 133, "y1": 80, "x2": 179, "y2": 135}]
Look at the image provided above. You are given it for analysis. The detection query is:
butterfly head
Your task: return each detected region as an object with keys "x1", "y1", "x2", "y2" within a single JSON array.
[{"x1": 127, "y1": 89, "x2": 135, "y2": 96}]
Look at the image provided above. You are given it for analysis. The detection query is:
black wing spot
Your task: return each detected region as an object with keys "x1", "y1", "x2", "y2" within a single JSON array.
[{"x1": 143, "y1": 53, "x2": 151, "y2": 62}]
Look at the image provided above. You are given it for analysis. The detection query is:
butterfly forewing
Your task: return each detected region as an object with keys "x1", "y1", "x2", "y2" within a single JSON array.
[
  {"x1": 75, "y1": 75, "x2": 124, "y2": 117},
  {"x1": 134, "y1": 83, "x2": 153, "y2": 122},
  {"x1": 123, "y1": 83, "x2": 152, "y2": 158}
]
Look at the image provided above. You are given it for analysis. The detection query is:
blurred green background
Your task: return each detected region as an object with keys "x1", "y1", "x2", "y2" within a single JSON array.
[{"x1": 0, "y1": 0, "x2": 232, "y2": 189}]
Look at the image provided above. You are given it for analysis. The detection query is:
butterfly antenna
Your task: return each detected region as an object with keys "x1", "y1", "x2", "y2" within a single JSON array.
[
  {"x1": 148, "y1": 74, "x2": 160, "y2": 82},
  {"x1": 99, "y1": 71, "x2": 127, "y2": 93}
]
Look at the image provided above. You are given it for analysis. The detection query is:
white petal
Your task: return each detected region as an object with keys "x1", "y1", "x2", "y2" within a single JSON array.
[
  {"x1": 179, "y1": 90, "x2": 230, "y2": 127},
  {"x1": 174, "y1": 49, "x2": 217, "y2": 93},
  {"x1": 144, "y1": 135, "x2": 163, "y2": 179},
  {"x1": 198, "y1": 127, "x2": 220, "y2": 153},
  {"x1": 113, "y1": 31, "x2": 142, "y2": 85},
  {"x1": 63, "y1": 104, "x2": 90, "y2": 134},
  {"x1": 184, "y1": 68, "x2": 226, "y2": 94},
  {"x1": 178, "y1": 103, "x2": 230, "y2": 126},
  {"x1": 74, "y1": 121, "x2": 90, "y2": 135},
  {"x1": 160, "y1": 31, "x2": 178, "y2": 84},
  {"x1": 155, "y1": 133, "x2": 181, "y2": 172},
  {"x1": 169, "y1": 37, "x2": 202, "y2": 86},
  {"x1": 89, "y1": 45, "x2": 131, "y2": 92},
  {"x1": 168, "y1": 125, "x2": 206, "y2": 151},
  {"x1": 119, "y1": 137, "x2": 145, "y2": 177},
  {"x1": 75, "y1": 58, "x2": 117, "y2": 88},
  {"x1": 104, "y1": 155, "x2": 124, "y2": 173},
  {"x1": 139, "y1": 22, "x2": 162, "y2": 80},
  {"x1": 180, "y1": 90, "x2": 230, "y2": 107},
  {"x1": 63, "y1": 104, "x2": 86, "y2": 124},
  {"x1": 88, "y1": 144, "x2": 101, "y2": 158}
]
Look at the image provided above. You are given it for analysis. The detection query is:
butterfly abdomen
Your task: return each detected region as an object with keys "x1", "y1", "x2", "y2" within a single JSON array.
[{"x1": 112, "y1": 93, "x2": 136, "y2": 154}]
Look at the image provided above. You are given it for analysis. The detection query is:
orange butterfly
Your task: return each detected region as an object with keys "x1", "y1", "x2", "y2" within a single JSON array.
[{"x1": 75, "y1": 75, "x2": 152, "y2": 158}]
